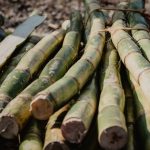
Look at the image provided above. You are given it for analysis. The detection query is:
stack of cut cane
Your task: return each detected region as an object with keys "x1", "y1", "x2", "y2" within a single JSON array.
[{"x1": 0, "y1": 0, "x2": 150, "y2": 150}]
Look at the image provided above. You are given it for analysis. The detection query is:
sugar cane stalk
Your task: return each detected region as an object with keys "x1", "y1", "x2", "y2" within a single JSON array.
[
  {"x1": 122, "y1": 73, "x2": 135, "y2": 150},
  {"x1": 0, "y1": 26, "x2": 66, "y2": 111},
  {"x1": 97, "y1": 41, "x2": 127, "y2": 150},
  {"x1": 61, "y1": 74, "x2": 98, "y2": 144},
  {"x1": 123, "y1": 0, "x2": 150, "y2": 62},
  {"x1": 43, "y1": 104, "x2": 71, "y2": 150},
  {"x1": 19, "y1": 118, "x2": 43, "y2": 150},
  {"x1": 111, "y1": 2, "x2": 150, "y2": 104},
  {"x1": 0, "y1": 12, "x2": 82, "y2": 139},
  {"x1": 0, "y1": 36, "x2": 41, "y2": 85},
  {"x1": 30, "y1": 0, "x2": 106, "y2": 120},
  {"x1": 127, "y1": 72, "x2": 150, "y2": 150}
]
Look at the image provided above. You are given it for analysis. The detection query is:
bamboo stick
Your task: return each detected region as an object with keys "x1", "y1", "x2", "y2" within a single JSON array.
[
  {"x1": 111, "y1": 2, "x2": 150, "y2": 105},
  {"x1": 0, "y1": 12, "x2": 82, "y2": 139},
  {"x1": 19, "y1": 119, "x2": 43, "y2": 150},
  {"x1": 97, "y1": 41, "x2": 127, "y2": 150},
  {"x1": 30, "y1": 0, "x2": 106, "y2": 120},
  {"x1": 61, "y1": 74, "x2": 98, "y2": 144},
  {"x1": 43, "y1": 104, "x2": 71, "y2": 150}
]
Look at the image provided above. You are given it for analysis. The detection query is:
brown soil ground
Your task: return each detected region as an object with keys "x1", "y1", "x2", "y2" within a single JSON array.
[
  {"x1": 0, "y1": 0, "x2": 150, "y2": 34},
  {"x1": 0, "y1": 0, "x2": 83, "y2": 33}
]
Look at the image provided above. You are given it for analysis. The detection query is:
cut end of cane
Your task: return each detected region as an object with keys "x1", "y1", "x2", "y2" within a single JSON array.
[
  {"x1": 30, "y1": 95, "x2": 54, "y2": 120},
  {"x1": 61, "y1": 118, "x2": 86, "y2": 144},
  {"x1": 62, "y1": 20, "x2": 70, "y2": 30},
  {"x1": 99, "y1": 126, "x2": 127, "y2": 150},
  {"x1": 44, "y1": 142, "x2": 69, "y2": 150},
  {"x1": 0, "y1": 116, "x2": 19, "y2": 139}
]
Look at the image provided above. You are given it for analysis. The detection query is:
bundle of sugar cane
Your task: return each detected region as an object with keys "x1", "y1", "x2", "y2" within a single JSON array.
[
  {"x1": 30, "y1": 0, "x2": 106, "y2": 120},
  {"x1": 0, "y1": 23, "x2": 66, "y2": 113},
  {"x1": 0, "y1": 15, "x2": 45, "y2": 69},
  {"x1": 43, "y1": 104, "x2": 72, "y2": 150},
  {"x1": 0, "y1": 11, "x2": 82, "y2": 139},
  {"x1": 0, "y1": 14, "x2": 4, "y2": 26},
  {"x1": 111, "y1": 2, "x2": 150, "y2": 105}
]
